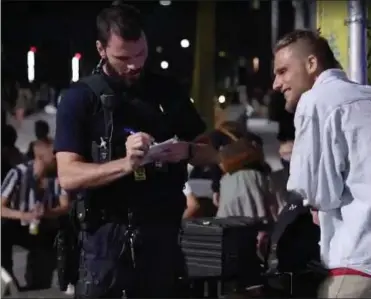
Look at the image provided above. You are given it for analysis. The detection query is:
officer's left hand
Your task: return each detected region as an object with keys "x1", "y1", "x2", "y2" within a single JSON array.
[{"x1": 157, "y1": 141, "x2": 190, "y2": 163}]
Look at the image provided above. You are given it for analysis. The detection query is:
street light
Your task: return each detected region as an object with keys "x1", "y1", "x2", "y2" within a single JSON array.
[
  {"x1": 27, "y1": 46, "x2": 36, "y2": 83},
  {"x1": 72, "y1": 53, "x2": 82, "y2": 82},
  {"x1": 180, "y1": 39, "x2": 190, "y2": 48},
  {"x1": 160, "y1": 60, "x2": 169, "y2": 69},
  {"x1": 159, "y1": 1, "x2": 171, "y2": 6},
  {"x1": 218, "y1": 95, "x2": 226, "y2": 104},
  {"x1": 253, "y1": 57, "x2": 259, "y2": 72}
]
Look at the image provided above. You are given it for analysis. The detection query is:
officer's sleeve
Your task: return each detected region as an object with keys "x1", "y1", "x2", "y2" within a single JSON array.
[
  {"x1": 167, "y1": 81, "x2": 206, "y2": 142},
  {"x1": 54, "y1": 86, "x2": 91, "y2": 157}
]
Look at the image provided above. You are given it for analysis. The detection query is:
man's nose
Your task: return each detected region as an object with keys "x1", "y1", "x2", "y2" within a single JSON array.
[{"x1": 272, "y1": 77, "x2": 282, "y2": 92}]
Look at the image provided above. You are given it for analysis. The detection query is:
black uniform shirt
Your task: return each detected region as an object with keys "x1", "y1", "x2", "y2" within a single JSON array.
[{"x1": 54, "y1": 72, "x2": 205, "y2": 223}]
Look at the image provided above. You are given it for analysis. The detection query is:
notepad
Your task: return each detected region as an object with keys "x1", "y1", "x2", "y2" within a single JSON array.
[{"x1": 141, "y1": 138, "x2": 179, "y2": 165}]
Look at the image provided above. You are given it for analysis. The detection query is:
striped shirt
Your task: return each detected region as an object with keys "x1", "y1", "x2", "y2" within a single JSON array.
[{"x1": 1, "y1": 161, "x2": 65, "y2": 224}]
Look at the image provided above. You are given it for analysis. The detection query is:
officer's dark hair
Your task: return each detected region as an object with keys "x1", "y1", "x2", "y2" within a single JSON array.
[
  {"x1": 35, "y1": 120, "x2": 50, "y2": 140},
  {"x1": 96, "y1": 1, "x2": 143, "y2": 47},
  {"x1": 274, "y1": 29, "x2": 342, "y2": 70}
]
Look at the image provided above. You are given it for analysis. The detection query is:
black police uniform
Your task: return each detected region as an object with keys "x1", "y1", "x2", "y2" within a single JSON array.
[{"x1": 54, "y1": 71, "x2": 205, "y2": 298}]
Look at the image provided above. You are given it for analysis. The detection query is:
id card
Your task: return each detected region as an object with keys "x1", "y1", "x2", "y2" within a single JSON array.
[{"x1": 134, "y1": 167, "x2": 146, "y2": 181}]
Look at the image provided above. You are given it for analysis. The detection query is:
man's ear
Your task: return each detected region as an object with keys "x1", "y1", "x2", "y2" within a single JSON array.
[
  {"x1": 96, "y1": 40, "x2": 106, "y2": 59},
  {"x1": 306, "y1": 54, "x2": 319, "y2": 75}
]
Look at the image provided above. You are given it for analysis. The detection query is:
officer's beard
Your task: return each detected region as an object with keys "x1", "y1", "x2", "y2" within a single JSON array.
[{"x1": 104, "y1": 60, "x2": 142, "y2": 87}]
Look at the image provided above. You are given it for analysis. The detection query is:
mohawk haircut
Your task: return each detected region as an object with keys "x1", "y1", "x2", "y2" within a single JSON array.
[{"x1": 274, "y1": 29, "x2": 342, "y2": 70}]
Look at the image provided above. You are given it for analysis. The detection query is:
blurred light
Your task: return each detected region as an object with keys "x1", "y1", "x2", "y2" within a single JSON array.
[
  {"x1": 238, "y1": 57, "x2": 247, "y2": 67},
  {"x1": 218, "y1": 95, "x2": 226, "y2": 104},
  {"x1": 190, "y1": 97, "x2": 194, "y2": 103},
  {"x1": 159, "y1": 1, "x2": 171, "y2": 6},
  {"x1": 180, "y1": 39, "x2": 190, "y2": 48},
  {"x1": 160, "y1": 60, "x2": 169, "y2": 69},
  {"x1": 27, "y1": 67, "x2": 35, "y2": 83},
  {"x1": 224, "y1": 77, "x2": 231, "y2": 89},
  {"x1": 74, "y1": 52, "x2": 82, "y2": 59},
  {"x1": 27, "y1": 51, "x2": 35, "y2": 67},
  {"x1": 218, "y1": 51, "x2": 226, "y2": 57},
  {"x1": 252, "y1": 0, "x2": 260, "y2": 10},
  {"x1": 30, "y1": 46, "x2": 37, "y2": 53},
  {"x1": 27, "y1": 50, "x2": 35, "y2": 82},
  {"x1": 253, "y1": 57, "x2": 259, "y2": 72},
  {"x1": 156, "y1": 46, "x2": 163, "y2": 53},
  {"x1": 72, "y1": 56, "x2": 80, "y2": 82}
]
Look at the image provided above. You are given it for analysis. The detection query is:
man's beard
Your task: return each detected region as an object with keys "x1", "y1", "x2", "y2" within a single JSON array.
[
  {"x1": 285, "y1": 100, "x2": 297, "y2": 113},
  {"x1": 105, "y1": 61, "x2": 142, "y2": 86}
]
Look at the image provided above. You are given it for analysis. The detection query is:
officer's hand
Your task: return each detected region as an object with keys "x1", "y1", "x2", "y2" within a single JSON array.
[{"x1": 125, "y1": 132, "x2": 154, "y2": 169}]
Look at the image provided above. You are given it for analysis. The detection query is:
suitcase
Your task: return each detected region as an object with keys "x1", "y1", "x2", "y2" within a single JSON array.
[{"x1": 181, "y1": 217, "x2": 262, "y2": 283}]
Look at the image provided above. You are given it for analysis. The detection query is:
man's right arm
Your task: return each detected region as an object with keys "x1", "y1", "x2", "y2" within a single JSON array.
[{"x1": 54, "y1": 86, "x2": 133, "y2": 191}]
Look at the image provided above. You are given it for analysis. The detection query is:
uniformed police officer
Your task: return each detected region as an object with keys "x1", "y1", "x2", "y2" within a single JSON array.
[{"x1": 54, "y1": 2, "x2": 220, "y2": 298}]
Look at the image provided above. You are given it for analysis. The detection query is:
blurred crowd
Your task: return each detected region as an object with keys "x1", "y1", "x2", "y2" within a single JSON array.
[{"x1": 1, "y1": 80, "x2": 61, "y2": 127}]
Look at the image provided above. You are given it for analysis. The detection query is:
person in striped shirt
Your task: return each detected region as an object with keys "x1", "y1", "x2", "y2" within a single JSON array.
[{"x1": 1, "y1": 139, "x2": 70, "y2": 290}]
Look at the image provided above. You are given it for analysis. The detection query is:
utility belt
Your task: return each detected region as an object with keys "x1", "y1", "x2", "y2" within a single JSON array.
[
  {"x1": 76, "y1": 197, "x2": 143, "y2": 272},
  {"x1": 75, "y1": 199, "x2": 133, "y2": 231}
]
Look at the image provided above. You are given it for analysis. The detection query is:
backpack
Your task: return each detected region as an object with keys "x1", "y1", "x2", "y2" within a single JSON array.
[{"x1": 265, "y1": 198, "x2": 321, "y2": 273}]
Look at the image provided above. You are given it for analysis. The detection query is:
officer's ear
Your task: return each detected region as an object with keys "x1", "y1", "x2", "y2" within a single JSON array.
[{"x1": 96, "y1": 40, "x2": 107, "y2": 60}]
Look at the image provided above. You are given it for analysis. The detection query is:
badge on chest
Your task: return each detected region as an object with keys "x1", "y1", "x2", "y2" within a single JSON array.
[{"x1": 134, "y1": 167, "x2": 146, "y2": 181}]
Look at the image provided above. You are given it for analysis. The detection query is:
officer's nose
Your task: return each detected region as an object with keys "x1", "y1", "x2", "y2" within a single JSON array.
[{"x1": 127, "y1": 64, "x2": 136, "y2": 71}]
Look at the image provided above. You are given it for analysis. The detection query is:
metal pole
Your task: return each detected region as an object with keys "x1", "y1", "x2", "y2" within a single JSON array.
[
  {"x1": 293, "y1": 0, "x2": 306, "y2": 29},
  {"x1": 271, "y1": 0, "x2": 279, "y2": 48},
  {"x1": 348, "y1": 0, "x2": 367, "y2": 84},
  {"x1": 191, "y1": 0, "x2": 216, "y2": 129},
  {"x1": 308, "y1": 0, "x2": 317, "y2": 30}
]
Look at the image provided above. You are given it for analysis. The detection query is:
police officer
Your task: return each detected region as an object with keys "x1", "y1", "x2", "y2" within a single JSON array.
[{"x1": 54, "y1": 2, "x2": 220, "y2": 298}]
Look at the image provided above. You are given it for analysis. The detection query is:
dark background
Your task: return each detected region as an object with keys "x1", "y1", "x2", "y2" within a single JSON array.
[{"x1": 2, "y1": 1, "x2": 294, "y2": 91}]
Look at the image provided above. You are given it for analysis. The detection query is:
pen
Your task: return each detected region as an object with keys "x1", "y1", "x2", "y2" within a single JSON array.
[
  {"x1": 124, "y1": 128, "x2": 157, "y2": 145},
  {"x1": 124, "y1": 128, "x2": 137, "y2": 135}
]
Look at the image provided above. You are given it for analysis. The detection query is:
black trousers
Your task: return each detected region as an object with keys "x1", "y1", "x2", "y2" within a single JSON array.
[
  {"x1": 75, "y1": 222, "x2": 185, "y2": 298},
  {"x1": 1, "y1": 220, "x2": 57, "y2": 290}
]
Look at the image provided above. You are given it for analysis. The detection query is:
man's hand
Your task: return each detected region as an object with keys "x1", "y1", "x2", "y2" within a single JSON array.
[
  {"x1": 212, "y1": 192, "x2": 220, "y2": 207},
  {"x1": 310, "y1": 209, "x2": 320, "y2": 226},
  {"x1": 20, "y1": 212, "x2": 35, "y2": 222},
  {"x1": 279, "y1": 141, "x2": 294, "y2": 159},
  {"x1": 34, "y1": 202, "x2": 45, "y2": 219},
  {"x1": 21, "y1": 209, "x2": 42, "y2": 222},
  {"x1": 125, "y1": 132, "x2": 154, "y2": 169}
]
